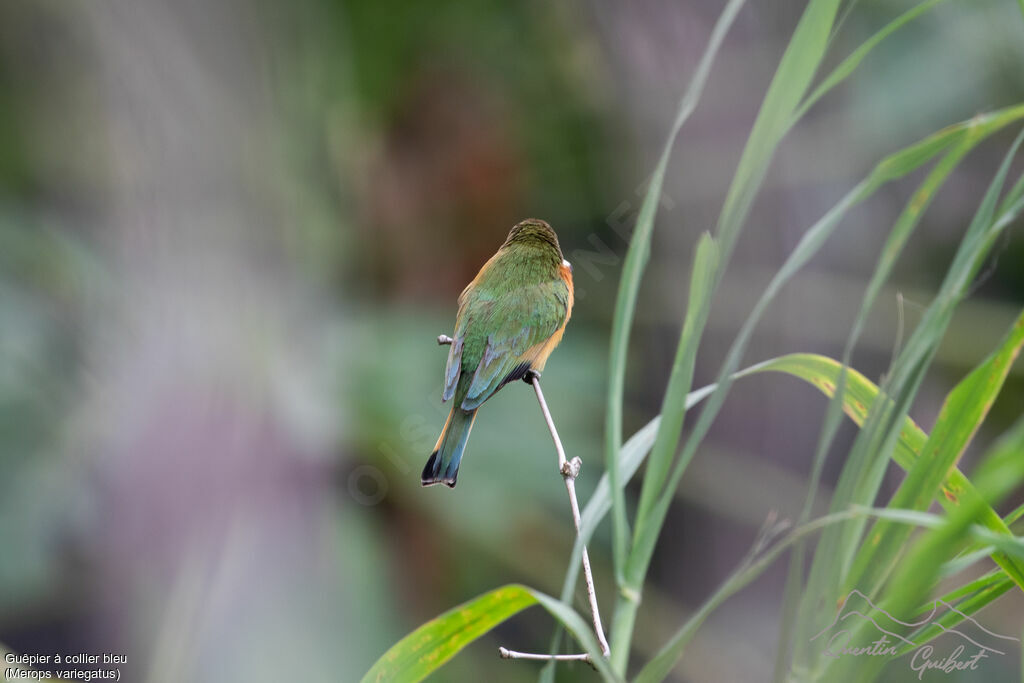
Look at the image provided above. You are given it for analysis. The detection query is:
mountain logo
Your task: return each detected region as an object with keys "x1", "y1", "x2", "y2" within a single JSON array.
[{"x1": 810, "y1": 589, "x2": 1018, "y2": 679}]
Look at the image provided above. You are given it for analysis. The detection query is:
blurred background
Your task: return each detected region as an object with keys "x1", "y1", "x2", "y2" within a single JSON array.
[{"x1": 1, "y1": 0, "x2": 1023, "y2": 681}]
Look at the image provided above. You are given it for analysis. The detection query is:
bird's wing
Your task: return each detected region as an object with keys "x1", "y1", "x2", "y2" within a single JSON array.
[
  {"x1": 442, "y1": 306, "x2": 470, "y2": 402},
  {"x1": 443, "y1": 280, "x2": 492, "y2": 402},
  {"x1": 460, "y1": 280, "x2": 568, "y2": 410}
]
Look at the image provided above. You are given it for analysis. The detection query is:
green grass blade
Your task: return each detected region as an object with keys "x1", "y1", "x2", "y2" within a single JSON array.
[
  {"x1": 773, "y1": 122, "x2": 1024, "y2": 673},
  {"x1": 631, "y1": 505, "x2": 1024, "y2": 683},
  {"x1": 361, "y1": 584, "x2": 620, "y2": 683},
  {"x1": 793, "y1": 0, "x2": 950, "y2": 123},
  {"x1": 551, "y1": 386, "x2": 718, "y2": 617},
  {"x1": 714, "y1": 0, "x2": 841, "y2": 264},
  {"x1": 752, "y1": 352, "x2": 1024, "y2": 591},
  {"x1": 617, "y1": 177, "x2": 867, "y2": 675},
  {"x1": 920, "y1": 568, "x2": 1008, "y2": 608},
  {"x1": 602, "y1": 0, "x2": 747, "y2": 590},
  {"x1": 827, "y1": 521, "x2": 981, "y2": 681},
  {"x1": 604, "y1": 104, "x2": 1024, "y2": 676},
  {"x1": 362, "y1": 585, "x2": 535, "y2": 683},
  {"x1": 833, "y1": 126, "x2": 1024, "y2": 601},
  {"x1": 548, "y1": 340, "x2": 1024, "y2": 677},
  {"x1": 559, "y1": 345, "x2": 1024, "y2": 622},
  {"x1": 801, "y1": 113, "x2": 1024, "y2": 581},
  {"x1": 531, "y1": 592, "x2": 624, "y2": 682},
  {"x1": 815, "y1": 137, "x2": 977, "y2": 560},
  {"x1": 996, "y1": 150, "x2": 1024, "y2": 216},
  {"x1": 847, "y1": 309, "x2": 1024, "y2": 598},
  {"x1": 608, "y1": 234, "x2": 719, "y2": 674},
  {"x1": 549, "y1": 344, "x2": 1024, "y2": 677},
  {"x1": 824, "y1": 417, "x2": 1024, "y2": 681},
  {"x1": 752, "y1": 351, "x2": 1024, "y2": 683},
  {"x1": 899, "y1": 573, "x2": 1015, "y2": 657},
  {"x1": 616, "y1": 105, "x2": 1024, "y2": 674},
  {"x1": 633, "y1": 509, "x2": 864, "y2": 683},
  {"x1": 633, "y1": 234, "x2": 718, "y2": 549},
  {"x1": 791, "y1": 114, "x2": 1024, "y2": 669},
  {"x1": 849, "y1": 505, "x2": 1024, "y2": 544},
  {"x1": 1007, "y1": 503, "x2": 1024, "y2": 527},
  {"x1": 941, "y1": 545, "x2": 998, "y2": 577}
]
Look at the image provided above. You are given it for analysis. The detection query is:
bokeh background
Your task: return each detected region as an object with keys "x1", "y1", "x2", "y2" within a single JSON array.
[{"x1": 1, "y1": 1, "x2": 1023, "y2": 681}]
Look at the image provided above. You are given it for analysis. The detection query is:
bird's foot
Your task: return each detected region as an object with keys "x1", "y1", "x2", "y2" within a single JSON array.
[
  {"x1": 561, "y1": 457, "x2": 582, "y2": 479},
  {"x1": 522, "y1": 369, "x2": 541, "y2": 385}
]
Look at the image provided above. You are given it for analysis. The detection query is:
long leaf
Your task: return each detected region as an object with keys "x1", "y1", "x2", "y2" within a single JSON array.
[
  {"x1": 792, "y1": 0, "x2": 950, "y2": 123},
  {"x1": 824, "y1": 417, "x2": 1024, "y2": 682},
  {"x1": 753, "y1": 353, "x2": 1024, "y2": 591},
  {"x1": 812, "y1": 135, "x2": 977, "y2": 581},
  {"x1": 847, "y1": 309, "x2": 1024, "y2": 598},
  {"x1": 602, "y1": 0, "x2": 747, "y2": 594},
  {"x1": 618, "y1": 103, "x2": 1024, "y2": 675},
  {"x1": 361, "y1": 584, "x2": 620, "y2": 683},
  {"x1": 782, "y1": 124, "x2": 1024, "y2": 675},
  {"x1": 554, "y1": 347, "x2": 1024, "y2": 636},
  {"x1": 632, "y1": 504, "x2": 1024, "y2": 683},
  {"x1": 792, "y1": 114, "x2": 1024, "y2": 669},
  {"x1": 713, "y1": 0, "x2": 841, "y2": 264},
  {"x1": 1006, "y1": 503, "x2": 1024, "y2": 527},
  {"x1": 837, "y1": 124, "x2": 1024, "y2": 601},
  {"x1": 542, "y1": 347, "x2": 1024, "y2": 676},
  {"x1": 899, "y1": 572, "x2": 1015, "y2": 657},
  {"x1": 611, "y1": 0, "x2": 844, "y2": 670},
  {"x1": 633, "y1": 234, "x2": 718, "y2": 551},
  {"x1": 634, "y1": 510, "x2": 866, "y2": 683}
]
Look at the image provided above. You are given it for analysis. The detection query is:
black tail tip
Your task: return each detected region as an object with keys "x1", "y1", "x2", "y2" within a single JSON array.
[{"x1": 421, "y1": 451, "x2": 457, "y2": 488}]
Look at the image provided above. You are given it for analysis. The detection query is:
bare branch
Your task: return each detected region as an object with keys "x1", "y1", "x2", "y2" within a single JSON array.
[
  {"x1": 498, "y1": 647, "x2": 596, "y2": 669},
  {"x1": 498, "y1": 647, "x2": 591, "y2": 663},
  {"x1": 529, "y1": 376, "x2": 611, "y2": 658}
]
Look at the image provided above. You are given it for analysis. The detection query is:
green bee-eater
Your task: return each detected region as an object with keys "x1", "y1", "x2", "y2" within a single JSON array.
[{"x1": 422, "y1": 219, "x2": 574, "y2": 488}]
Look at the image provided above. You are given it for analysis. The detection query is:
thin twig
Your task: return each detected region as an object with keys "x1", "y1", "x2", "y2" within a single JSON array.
[
  {"x1": 498, "y1": 647, "x2": 591, "y2": 663},
  {"x1": 529, "y1": 375, "x2": 611, "y2": 657},
  {"x1": 436, "y1": 334, "x2": 610, "y2": 661}
]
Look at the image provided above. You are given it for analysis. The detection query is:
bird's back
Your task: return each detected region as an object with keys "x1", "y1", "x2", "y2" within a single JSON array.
[{"x1": 447, "y1": 242, "x2": 569, "y2": 409}]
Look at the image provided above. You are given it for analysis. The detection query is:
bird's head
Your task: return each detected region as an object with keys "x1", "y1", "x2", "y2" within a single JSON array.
[{"x1": 502, "y1": 218, "x2": 565, "y2": 261}]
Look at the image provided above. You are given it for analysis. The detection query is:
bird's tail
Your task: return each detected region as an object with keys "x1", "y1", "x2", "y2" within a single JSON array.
[{"x1": 422, "y1": 407, "x2": 477, "y2": 488}]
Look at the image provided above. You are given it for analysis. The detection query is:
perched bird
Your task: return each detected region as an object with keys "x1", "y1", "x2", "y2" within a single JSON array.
[{"x1": 422, "y1": 219, "x2": 574, "y2": 488}]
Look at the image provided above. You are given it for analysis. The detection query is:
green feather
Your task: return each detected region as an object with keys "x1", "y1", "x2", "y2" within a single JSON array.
[
  {"x1": 431, "y1": 219, "x2": 571, "y2": 487},
  {"x1": 445, "y1": 227, "x2": 567, "y2": 409}
]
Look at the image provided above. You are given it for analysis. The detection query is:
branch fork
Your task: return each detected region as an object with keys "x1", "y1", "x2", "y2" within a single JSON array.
[{"x1": 437, "y1": 334, "x2": 610, "y2": 664}]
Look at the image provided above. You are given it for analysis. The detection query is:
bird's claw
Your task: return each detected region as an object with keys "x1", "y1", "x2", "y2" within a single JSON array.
[
  {"x1": 522, "y1": 369, "x2": 541, "y2": 385},
  {"x1": 561, "y1": 457, "x2": 582, "y2": 479}
]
